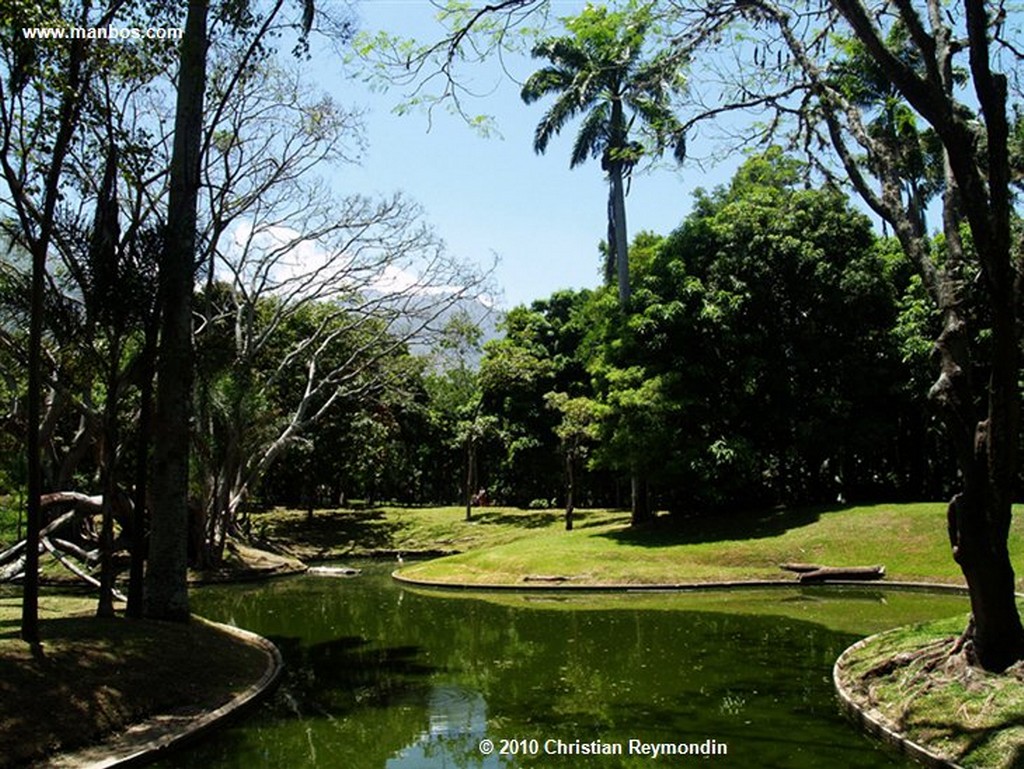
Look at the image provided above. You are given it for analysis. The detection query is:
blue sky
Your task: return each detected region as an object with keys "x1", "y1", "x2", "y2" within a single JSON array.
[{"x1": 315, "y1": 1, "x2": 744, "y2": 309}]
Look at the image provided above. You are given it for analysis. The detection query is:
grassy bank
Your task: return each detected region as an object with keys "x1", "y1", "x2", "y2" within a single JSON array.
[
  {"x1": 255, "y1": 504, "x2": 622, "y2": 561},
  {"x1": 367, "y1": 502, "x2": 1024, "y2": 588},
  {"x1": 0, "y1": 593, "x2": 268, "y2": 767},
  {"x1": 836, "y1": 616, "x2": 1024, "y2": 768}
]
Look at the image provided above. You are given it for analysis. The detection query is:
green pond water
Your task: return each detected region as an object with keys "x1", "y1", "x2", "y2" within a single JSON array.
[{"x1": 153, "y1": 563, "x2": 969, "y2": 768}]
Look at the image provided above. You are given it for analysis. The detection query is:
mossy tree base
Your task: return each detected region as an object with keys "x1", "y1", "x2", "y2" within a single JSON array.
[{"x1": 835, "y1": 615, "x2": 1024, "y2": 768}]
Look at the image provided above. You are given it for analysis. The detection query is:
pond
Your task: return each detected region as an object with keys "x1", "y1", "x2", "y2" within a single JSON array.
[{"x1": 152, "y1": 563, "x2": 968, "y2": 768}]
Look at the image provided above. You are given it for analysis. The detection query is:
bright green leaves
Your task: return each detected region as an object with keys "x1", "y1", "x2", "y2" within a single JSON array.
[{"x1": 520, "y1": 1, "x2": 687, "y2": 170}]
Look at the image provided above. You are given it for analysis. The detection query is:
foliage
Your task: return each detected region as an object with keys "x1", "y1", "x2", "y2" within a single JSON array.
[
  {"x1": 521, "y1": 1, "x2": 687, "y2": 305},
  {"x1": 477, "y1": 290, "x2": 598, "y2": 506}
]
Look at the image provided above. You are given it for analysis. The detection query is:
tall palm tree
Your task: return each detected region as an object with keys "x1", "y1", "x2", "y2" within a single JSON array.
[{"x1": 521, "y1": 4, "x2": 686, "y2": 307}]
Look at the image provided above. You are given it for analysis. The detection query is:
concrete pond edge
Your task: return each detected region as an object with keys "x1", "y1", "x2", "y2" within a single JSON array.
[
  {"x1": 46, "y1": 576, "x2": 972, "y2": 768},
  {"x1": 46, "y1": 618, "x2": 285, "y2": 769},
  {"x1": 833, "y1": 630, "x2": 965, "y2": 769},
  {"x1": 391, "y1": 570, "x2": 972, "y2": 595}
]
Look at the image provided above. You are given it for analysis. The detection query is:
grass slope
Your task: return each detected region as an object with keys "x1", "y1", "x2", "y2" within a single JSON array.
[
  {"x1": 386, "y1": 502, "x2": 1024, "y2": 587},
  {"x1": 0, "y1": 500, "x2": 1015, "y2": 765}
]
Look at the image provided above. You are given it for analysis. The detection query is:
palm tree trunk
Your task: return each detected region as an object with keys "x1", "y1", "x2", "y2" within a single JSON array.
[{"x1": 608, "y1": 165, "x2": 630, "y2": 307}]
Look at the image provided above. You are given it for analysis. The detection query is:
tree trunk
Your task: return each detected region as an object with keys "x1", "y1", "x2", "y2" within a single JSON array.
[
  {"x1": 564, "y1": 452, "x2": 574, "y2": 532},
  {"x1": 21, "y1": 234, "x2": 44, "y2": 642},
  {"x1": 145, "y1": 0, "x2": 208, "y2": 621},
  {"x1": 464, "y1": 439, "x2": 476, "y2": 522},
  {"x1": 948, "y1": 491, "x2": 1024, "y2": 672},
  {"x1": 97, "y1": 339, "x2": 120, "y2": 618},
  {"x1": 630, "y1": 472, "x2": 650, "y2": 526},
  {"x1": 608, "y1": 165, "x2": 630, "y2": 307},
  {"x1": 127, "y1": 317, "x2": 157, "y2": 618},
  {"x1": 930, "y1": 282, "x2": 1024, "y2": 672}
]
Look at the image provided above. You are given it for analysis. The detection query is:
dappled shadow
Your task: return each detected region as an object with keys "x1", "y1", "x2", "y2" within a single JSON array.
[
  {"x1": 906, "y1": 711, "x2": 1024, "y2": 767},
  {"x1": 598, "y1": 505, "x2": 838, "y2": 547},
  {"x1": 0, "y1": 613, "x2": 260, "y2": 766},
  {"x1": 471, "y1": 509, "x2": 563, "y2": 529},
  {"x1": 262, "y1": 508, "x2": 409, "y2": 554}
]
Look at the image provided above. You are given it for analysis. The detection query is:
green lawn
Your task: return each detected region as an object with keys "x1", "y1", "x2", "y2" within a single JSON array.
[
  {"x1": 0, "y1": 499, "x2": 1018, "y2": 767},
  {"x1": 382, "y1": 502, "x2": 1024, "y2": 588}
]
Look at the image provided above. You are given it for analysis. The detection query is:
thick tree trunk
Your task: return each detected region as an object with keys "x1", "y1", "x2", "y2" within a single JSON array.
[
  {"x1": 127, "y1": 318, "x2": 157, "y2": 618},
  {"x1": 931, "y1": 293, "x2": 1024, "y2": 672},
  {"x1": 145, "y1": 0, "x2": 208, "y2": 621},
  {"x1": 96, "y1": 343, "x2": 120, "y2": 619},
  {"x1": 948, "y1": 491, "x2": 1024, "y2": 672},
  {"x1": 630, "y1": 472, "x2": 651, "y2": 526}
]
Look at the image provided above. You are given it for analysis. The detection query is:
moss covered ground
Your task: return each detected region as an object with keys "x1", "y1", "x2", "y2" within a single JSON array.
[{"x1": 837, "y1": 615, "x2": 1024, "y2": 768}]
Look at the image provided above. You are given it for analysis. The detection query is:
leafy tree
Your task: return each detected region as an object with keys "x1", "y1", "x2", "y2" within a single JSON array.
[
  {"x1": 0, "y1": 0, "x2": 140, "y2": 641},
  {"x1": 421, "y1": 319, "x2": 485, "y2": 506},
  {"x1": 478, "y1": 291, "x2": 595, "y2": 507},
  {"x1": 640, "y1": 150, "x2": 910, "y2": 511},
  {"x1": 545, "y1": 392, "x2": 605, "y2": 530},
  {"x1": 520, "y1": 3, "x2": 686, "y2": 306},
  {"x1": 659, "y1": 0, "x2": 1024, "y2": 670}
]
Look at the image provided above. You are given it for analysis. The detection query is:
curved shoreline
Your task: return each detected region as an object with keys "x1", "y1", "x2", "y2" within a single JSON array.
[
  {"x1": 397, "y1": 570, "x2": 978, "y2": 765},
  {"x1": 46, "y1": 618, "x2": 284, "y2": 769},
  {"x1": 43, "y1": 575, "x2": 970, "y2": 769},
  {"x1": 392, "y1": 569, "x2": 971, "y2": 595},
  {"x1": 833, "y1": 632, "x2": 964, "y2": 769}
]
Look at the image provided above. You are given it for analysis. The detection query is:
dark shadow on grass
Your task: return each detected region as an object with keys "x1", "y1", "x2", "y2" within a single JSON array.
[
  {"x1": 598, "y1": 505, "x2": 845, "y2": 547},
  {"x1": 472, "y1": 510, "x2": 562, "y2": 529},
  {"x1": 906, "y1": 711, "x2": 1024, "y2": 767},
  {"x1": 262, "y1": 508, "x2": 409, "y2": 553},
  {"x1": 0, "y1": 613, "x2": 264, "y2": 767}
]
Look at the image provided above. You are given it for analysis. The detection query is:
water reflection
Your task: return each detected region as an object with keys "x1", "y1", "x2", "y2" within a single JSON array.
[{"x1": 151, "y1": 564, "x2": 967, "y2": 768}]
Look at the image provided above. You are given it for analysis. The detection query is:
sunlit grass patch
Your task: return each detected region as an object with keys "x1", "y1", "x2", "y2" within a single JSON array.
[{"x1": 394, "y1": 503, "x2": 1020, "y2": 588}]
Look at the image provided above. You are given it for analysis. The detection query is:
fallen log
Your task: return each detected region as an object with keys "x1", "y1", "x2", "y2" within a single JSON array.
[
  {"x1": 522, "y1": 574, "x2": 572, "y2": 582},
  {"x1": 0, "y1": 556, "x2": 25, "y2": 581},
  {"x1": 779, "y1": 562, "x2": 826, "y2": 574},
  {"x1": 797, "y1": 565, "x2": 885, "y2": 583},
  {"x1": 50, "y1": 538, "x2": 99, "y2": 564},
  {"x1": 0, "y1": 539, "x2": 27, "y2": 567}
]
